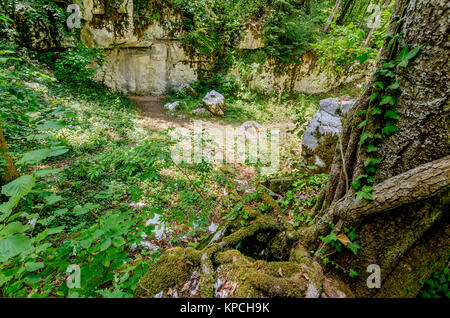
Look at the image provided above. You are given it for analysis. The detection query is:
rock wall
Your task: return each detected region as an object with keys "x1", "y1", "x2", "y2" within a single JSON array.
[{"x1": 77, "y1": 0, "x2": 365, "y2": 95}]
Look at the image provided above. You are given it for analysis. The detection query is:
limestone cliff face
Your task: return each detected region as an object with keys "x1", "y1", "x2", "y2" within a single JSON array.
[
  {"x1": 79, "y1": 0, "x2": 197, "y2": 95},
  {"x1": 77, "y1": 0, "x2": 365, "y2": 95}
]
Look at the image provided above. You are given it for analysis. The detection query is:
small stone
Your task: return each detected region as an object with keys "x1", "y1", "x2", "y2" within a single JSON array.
[
  {"x1": 192, "y1": 107, "x2": 209, "y2": 115},
  {"x1": 177, "y1": 83, "x2": 198, "y2": 98},
  {"x1": 164, "y1": 101, "x2": 181, "y2": 112},
  {"x1": 202, "y1": 90, "x2": 226, "y2": 116}
]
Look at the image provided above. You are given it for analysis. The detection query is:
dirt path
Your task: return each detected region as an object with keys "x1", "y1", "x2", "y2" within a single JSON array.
[{"x1": 127, "y1": 95, "x2": 296, "y2": 132}]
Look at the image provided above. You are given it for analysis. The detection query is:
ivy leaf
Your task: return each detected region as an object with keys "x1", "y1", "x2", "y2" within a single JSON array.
[
  {"x1": 384, "y1": 110, "x2": 399, "y2": 120},
  {"x1": 1, "y1": 175, "x2": 35, "y2": 198},
  {"x1": 364, "y1": 157, "x2": 381, "y2": 167},
  {"x1": 351, "y1": 174, "x2": 368, "y2": 190},
  {"x1": 374, "y1": 81, "x2": 384, "y2": 89},
  {"x1": 398, "y1": 46, "x2": 421, "y2": 67},
  {"x1": 387, "y1": 81, "x2": 400, "y2": 90},
  {"x1": 352, "y1": 52, "x2": 371, "y2": 64},
  {"x1": 349, "y1": 269, "x2": 359, "y2": 278},
  {"x1": 321, "y1": 233, "x2": 338, "y2": 244},
  {"x1": 374, "y1": 133, "x2": 383, "y2": 139},
  {"x1": 347, "y1": 242, "x2": 362, "y2": 255},
  {"x1": 356, "y1": 190, "x2": 374, "y2": 201},
  {"x1": 380, "y1": 95, "x2": 396, "y2": 106},
  {"x1": 366, "y1": 144, "x2": 379, "y2": 153},
  {"x1": 368, "y1": 92, "x2": 379, "y2": 102},
  {"x1": 359, "y1": 132, "x2": 373, "y2": 146},
  {"x1": 371, "y1": 107, "x2": 382, "y2": 115},
  {"x1": 382, "y1": 121, "x2": 399, "y2": 135},
  {"x1": 358, "y1": 119, "x2": 368, "y2": 129}
]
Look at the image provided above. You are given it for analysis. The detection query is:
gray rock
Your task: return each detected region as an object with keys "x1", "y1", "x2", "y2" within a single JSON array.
[
  {"x1": 177, "y1": 83, "x2": 198, "y2": 98},
  {"x1": 301, "y1": 98, "x2": 356, "y2": 173},
  {"x1": 164, "y1": 101, "x2": 181, "y2": 112},
  {"x1": 202, "y1": 90, "x2": 226, "y2": 116},
  {"x1": 192, "y1": 107, "x2": 209, "y2": 115}
]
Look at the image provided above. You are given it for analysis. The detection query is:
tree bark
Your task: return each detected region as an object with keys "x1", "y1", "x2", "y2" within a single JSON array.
[
  {"x1": 336, "y1": 0, "x2": 355, "y2": 25},
  {"x1": 0, "y1": 125, "x2": 18, "y2": 188},
  {"x1": 301, "y1": 0, "x2": 449, "y2": 297}
]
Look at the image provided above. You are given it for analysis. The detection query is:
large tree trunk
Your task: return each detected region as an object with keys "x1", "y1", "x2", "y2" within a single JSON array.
[
  {"x1": 0, "y1": 125, "x2": 18, "y2": 188},
  {"x1": 135, "y1": 0, "x2": 449, "y2": 298},
  {"x1": 300, "y1": 0, "x2": 449, "y2": 297}
]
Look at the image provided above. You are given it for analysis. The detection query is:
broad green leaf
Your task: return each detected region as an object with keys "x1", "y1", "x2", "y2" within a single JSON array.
[
  {"x1": 49, "y1": 146, "x2": 69, "y2": 157},
  {"x1": 0, "y1": 221, "x2": 28, "y2": 238},
  {"x1": 112, "y1": 236, "x2": 125, "y2": 247},
  {"x1": 368, "y1": 92, "x2": 379, "y2": 102},
  {"x1": 25, "y1": 262, "x2": 45, "y2": 272},
  {"x1": 352, "y1": 52, "x2": 371, "y2": 64},
  {"x1": 0, "y1": 234, "x2": 33, "y2": 260},
  {"x1": 0, "y1": 196, "x2": 21, "y2": 222},
  {"x1": 36, "y1": 120, "x2": 66, "y2": 131},
  {"x1": 35, "y1": 169, "x2": 61, "y2": 177},
  {"x1": 17, "y1": 148, "x2": 51, "y2": 165},
  {"x1": 24, "y1": 274, "x2": 42, "y2": 285},
  {"x1": 374, "y1": 81, "x2": 384, "y2": 89},
  {"x1": 2, "y1": 175, "x2": 35, "y2": 198},
  {"x1": 44, "y1": 194, "x2": 63, "y2": 205},
  {"x1": 100, "y1": 238, "x2": 112, "y2": 251}
]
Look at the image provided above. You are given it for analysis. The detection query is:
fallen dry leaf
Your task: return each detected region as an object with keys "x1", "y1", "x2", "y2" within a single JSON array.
[{"x1": 337, "y1": 233, "x2": 352, "y2": 246}]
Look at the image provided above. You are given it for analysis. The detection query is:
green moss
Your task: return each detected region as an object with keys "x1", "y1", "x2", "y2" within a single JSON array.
[
  {"x1": 258, "y1": 191, "x2": 282, "y2": 215},
  {"x1": 134, "y1": 247, "x2": 202, "y2": 297},
  {"x1": 222, "y1": 215, "x2": 283, "y2": 247},
  {"x1": 215, "y1": 250, "x2": 310, "y2": 297}
]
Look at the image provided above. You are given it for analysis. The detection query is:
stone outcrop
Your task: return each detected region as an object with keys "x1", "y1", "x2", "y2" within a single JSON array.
[
  {"x1": 15, "y1": 0, "x2": 370, "y2": 95},
  {"x1": 301, "y1": 98, "x2": 356, "y2": 173},
  {"x1": 202, "y1": 90, "x2": 226, "y2": 116}
]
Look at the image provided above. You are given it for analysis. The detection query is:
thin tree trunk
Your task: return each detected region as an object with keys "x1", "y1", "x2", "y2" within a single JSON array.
[
  {"x1": 0, "y1": 124, "x2": 18, "y2": 188},
  {"x1": 364, "y1": 0, "x2": 391, "y2": 46},
  {"x1": 324, "y1": 0, "x2": 343, "y2": 32},
  {"x1": 336, "y1": 0, "x2": 355, "y2": 25}
]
